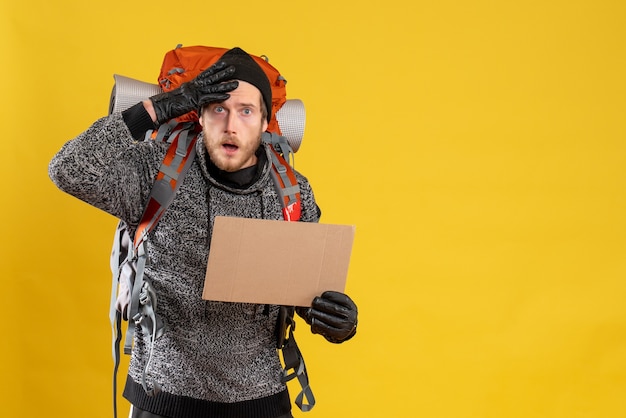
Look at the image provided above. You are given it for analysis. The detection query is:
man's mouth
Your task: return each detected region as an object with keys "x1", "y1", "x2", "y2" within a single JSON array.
[{"x1": 223, "y1": 143, "x2": 239, "y2": 152}]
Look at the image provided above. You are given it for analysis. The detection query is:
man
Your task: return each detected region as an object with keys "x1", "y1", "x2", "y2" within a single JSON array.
[{"x1": 49, "y1": 47, "x2": 358, "y2": 418}]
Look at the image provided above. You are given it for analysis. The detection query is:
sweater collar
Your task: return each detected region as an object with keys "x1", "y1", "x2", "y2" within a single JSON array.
[{"x1": 207, "y1": 147, "x2": 267, "y2": 189}]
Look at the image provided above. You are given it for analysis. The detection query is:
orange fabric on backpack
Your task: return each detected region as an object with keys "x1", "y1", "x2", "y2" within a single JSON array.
[{"x1": 157, "y1": 45, "x2": 287, "y2": 134}]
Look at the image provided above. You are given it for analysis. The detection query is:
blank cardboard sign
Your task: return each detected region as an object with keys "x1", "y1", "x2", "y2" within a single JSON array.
[{"x1": 203, "y1": 216, "x2": 355, "y2": 307}]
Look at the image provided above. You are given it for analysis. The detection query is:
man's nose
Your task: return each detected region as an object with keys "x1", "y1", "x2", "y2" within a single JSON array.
[{"x1": 224, "y1": 112, "x2": 238, "y2": 134}]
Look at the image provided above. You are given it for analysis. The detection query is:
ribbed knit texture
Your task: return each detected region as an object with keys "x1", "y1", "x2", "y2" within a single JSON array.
[
  {"x1": 124, "y1": 380, "x2": 292, "y2": 418},
  {"x1": 122, "y1": 102, "x2": 157, "y2": 140}
]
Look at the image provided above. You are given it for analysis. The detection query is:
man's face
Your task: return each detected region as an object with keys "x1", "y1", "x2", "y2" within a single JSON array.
[{"x1": 199, "y1": 80, "x2": 269, "y2": 172}]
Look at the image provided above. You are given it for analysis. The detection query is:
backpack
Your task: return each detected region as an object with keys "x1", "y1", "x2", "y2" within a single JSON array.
[{"x1": 108, "y1": 45, "x2": 314, "y2": 417}]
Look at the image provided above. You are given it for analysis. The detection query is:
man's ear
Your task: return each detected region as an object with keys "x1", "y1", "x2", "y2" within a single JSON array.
[{"x1": 198, "y1": 108, "x2": 204, "y2": 127}]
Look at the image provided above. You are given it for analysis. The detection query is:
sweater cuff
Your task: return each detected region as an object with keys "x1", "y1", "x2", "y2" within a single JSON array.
[{"x1": 122, "y1": 102, "x2": 157, "y2": 140}]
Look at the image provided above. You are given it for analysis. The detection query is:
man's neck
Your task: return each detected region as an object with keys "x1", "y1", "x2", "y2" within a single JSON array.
[{"x1": 208, "y1": 146, "x2": 266, "y2": 189}]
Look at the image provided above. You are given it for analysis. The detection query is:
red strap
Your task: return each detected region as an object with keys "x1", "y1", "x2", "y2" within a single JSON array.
[{"x1": 269, "y1": 147, "x2": 301, "y2": 222}]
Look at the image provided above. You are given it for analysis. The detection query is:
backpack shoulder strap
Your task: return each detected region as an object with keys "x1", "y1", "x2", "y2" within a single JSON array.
[
  {"x1": 263, "y1": 132, "x2": 301, "y2": 222},
  {"x1": 134, "y1": 122, "x2": 200, "y2": 246}
]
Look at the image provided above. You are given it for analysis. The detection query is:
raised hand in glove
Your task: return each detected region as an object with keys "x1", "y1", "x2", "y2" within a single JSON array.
[
  {"x1": 296, "y1": 291, "x2": 358, "y2": 343},
  {"x1": 150, "y1": 61, "x2": 238, "y2": 123}
]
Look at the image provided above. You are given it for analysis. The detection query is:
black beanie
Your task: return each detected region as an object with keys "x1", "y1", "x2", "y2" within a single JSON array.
[{"x1": 219, "y1": 47, "x2": 272, "y2": 122}]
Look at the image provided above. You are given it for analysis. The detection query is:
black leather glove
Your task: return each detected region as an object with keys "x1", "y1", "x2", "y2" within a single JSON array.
[
  {"x1": 150, "y1": 61, "x2": 238, "y2": 123},
  {"x1": 296, "y1": 291, "x2": 358, "y2": 344}
]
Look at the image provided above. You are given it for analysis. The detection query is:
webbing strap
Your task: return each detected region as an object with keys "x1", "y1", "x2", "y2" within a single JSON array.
[
  {"x1": 109, "y1": 225, "x2": 123, "y2": 359},
  {"x1": 281, "y1": 321, "x2": 315, "y2": 411},
  {"x1": 268, "y1": 147, "x2": 301, "y2": 222},
  {"x1": 133, "y1": 280, "x2": 163, "y2": 397},
  {"x1": 112, "y1": 311, "x2": 122, "y2": 418},
  {"x1": 262, "y1": 131, "x2": 295, "y2": 168},
  {"x1": 125, "y1": 242, "x2": 147, "y2": 354},
  {"x1": 146, "y1": 122, "x2": 170, "y2": 142}
]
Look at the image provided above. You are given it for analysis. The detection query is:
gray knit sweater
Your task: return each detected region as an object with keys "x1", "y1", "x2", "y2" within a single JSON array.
[{"x1": 49, "y1": 112, "x2": 320, "y2": 417}]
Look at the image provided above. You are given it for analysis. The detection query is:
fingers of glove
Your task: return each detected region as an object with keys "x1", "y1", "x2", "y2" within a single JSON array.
[
  {"x1": 197, "y1": 93, "x2": 231, "y2": 109},
  {"x1": 318, "y1": 291, "x2": 358, "y2": 312},
  {"x1": 311, "y1": 317, "x2": 353, "y2": 341},
  {"x1": 202, "y1": 60, "x2": 228, "y2": 74},
  {"x1": 194, "y1": 64, "x2": 236, "y2": 87},
  {"x1": 190, "y1": 81, "x2": 238, "y2": 105},
  {"x1": 312, "y1": 293, "x2": 357, "y2": 319},
  {"x1": 308, "y1": 308, "x2": 355, "y2": 331},
  {"x1": 204, "y1": 80, "x2": 239, "y2": 94}
]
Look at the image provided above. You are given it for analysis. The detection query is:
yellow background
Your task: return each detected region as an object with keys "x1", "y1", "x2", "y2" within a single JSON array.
[{"x1": 2, "y1": 0, "x2": 625, "y2": 417}]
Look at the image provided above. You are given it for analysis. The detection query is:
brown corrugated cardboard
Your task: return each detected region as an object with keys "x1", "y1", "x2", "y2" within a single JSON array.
[{"x1": 203, "y1": 216, "x2": 355, "y2": 307}]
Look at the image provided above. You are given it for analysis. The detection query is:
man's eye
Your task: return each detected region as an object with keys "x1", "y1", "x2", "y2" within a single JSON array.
[
  {"x1": 215, "y1": 106, "x2": 224, "y2": 113},
  {"x1": 242, "y1": 108, "x2": 252, "y2": 115}
]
